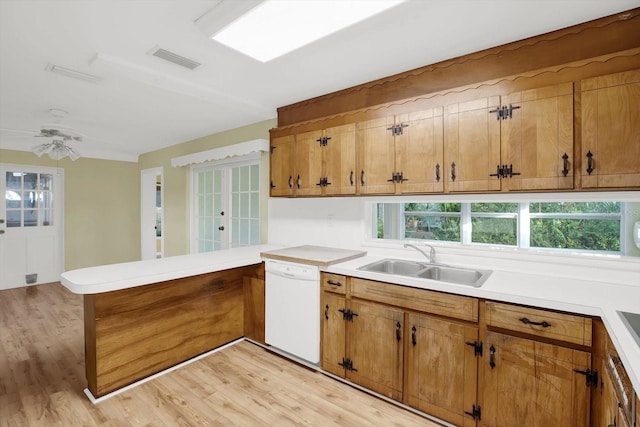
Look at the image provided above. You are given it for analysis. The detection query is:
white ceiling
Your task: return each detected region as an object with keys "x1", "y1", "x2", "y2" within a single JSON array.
[{"x1": 1, "y1": 0, "x2": 638, "y2": 162}]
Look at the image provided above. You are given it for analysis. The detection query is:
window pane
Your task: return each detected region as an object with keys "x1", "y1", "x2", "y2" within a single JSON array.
[
  {"x1": 405, "y1": 202, "x2": 461, "y2": 212},
  {"x1": 471, "y1": 203, "x2": 518, "y2": 213},
  {"x1": 531, "y1": 218, "x2": 620, "y2": 251},
  {"x1": 42, "y1": 209, "x2": 53, "y2": 226},
  {"x1": 405, "y1": 215, "x2": 460, "y2": 241},
  {"x1": 7, "y1": 210, "x2": 21, "y2": 227},
  {"x1": 6, "y1": 190, "x2": 21, "y2": 208},
  {"x1": 250, "y1": 165, "x2": 259, "y2": 190},
  {"x1": 250, "y1": 219, "x2": 260, "y2": 245},
  {"x1": 240, "y1": 193, "x2": 249, "y2": 217},
  {"x1": 6, "y1": 172, "x2": 21, "y2": 189},
  {"x1": 530, "y1": 202, "x2": 620, "y2": 214},
  {"x1": 24, "y1": 210, "x2": 38, "y2": 227},
  {"x1": 240, "y1": 166, "x2": 249, "y2": 191},
  {"x1": 40, "y1": 174, "x2": 53, "y2": 191},
  {"x1": 23, "y1": 191, "x2": 36, "y2": 208},
  {"x1": 471, "y1": 217, "x2": 517, "y2": 245},
  {"x1": 24, "y1": 173, "x2": 37, "y2": 190},
  {"x1": 232, "y1": 168, "x2": 239, "y2": 192},
  {"x1": 250, "y1": 192, "x2": 259, "y2": 218}
]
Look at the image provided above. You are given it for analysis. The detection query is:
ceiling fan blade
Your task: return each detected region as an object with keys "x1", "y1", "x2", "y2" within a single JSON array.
[{"x1": 0, "y1": 127, "x2": 38, "y2": 135}]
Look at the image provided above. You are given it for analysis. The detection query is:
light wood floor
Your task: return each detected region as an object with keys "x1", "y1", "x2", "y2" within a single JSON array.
[{"x1": 1, "y1": 283, "x2": 441, "y2": 426}]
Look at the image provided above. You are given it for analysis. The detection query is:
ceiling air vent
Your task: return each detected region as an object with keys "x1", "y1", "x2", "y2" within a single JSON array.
[{"x1": 149, "y1": 47, "x2": 201, "y2": 70}]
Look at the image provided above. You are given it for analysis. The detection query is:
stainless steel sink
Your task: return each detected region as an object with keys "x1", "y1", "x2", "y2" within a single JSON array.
[
  {"x1": 359, "y1": 259, "x2": 430, "y2": 275},
  {"x1": 619, "y1": 311, "x2": 640, "y2": 348},
  {"x1": 358, "y1": 258, "x2": 491, "y2": 287}
]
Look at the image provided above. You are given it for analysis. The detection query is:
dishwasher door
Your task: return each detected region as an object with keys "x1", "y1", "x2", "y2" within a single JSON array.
[{"x1": 265, "y1": 259, "x2": 320, "y2": 364}]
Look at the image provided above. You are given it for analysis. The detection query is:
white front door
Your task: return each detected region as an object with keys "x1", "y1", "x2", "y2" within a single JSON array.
[{"x1": 0, "y1": 164, "x2": 63, "y2": 290}]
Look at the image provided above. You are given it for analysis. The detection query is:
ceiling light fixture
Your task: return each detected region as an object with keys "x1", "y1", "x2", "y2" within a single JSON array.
[
  {"x1": 210, "y1": 0, "x2": 406, "y2": 62},
  {"x1": 33, "y1": 137, "x2": 80, "y2": 161},
  {"x1": 45, "y1": 63, "x2": 102, "y2": 84}
]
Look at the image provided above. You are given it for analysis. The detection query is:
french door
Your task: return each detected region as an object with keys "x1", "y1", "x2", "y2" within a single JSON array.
[{"x1": 0, "y1": 164, "x2": 63, "y2": 289}]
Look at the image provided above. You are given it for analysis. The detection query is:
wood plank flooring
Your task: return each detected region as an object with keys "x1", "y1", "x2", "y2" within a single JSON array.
[{"x1": 0, "y1": 283, "x2": 442, "y2": 426}]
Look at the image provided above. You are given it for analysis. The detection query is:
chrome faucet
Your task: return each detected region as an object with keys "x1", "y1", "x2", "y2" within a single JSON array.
[{"x1": 404, "y1": 243, "x2": 436, "y2": 264}]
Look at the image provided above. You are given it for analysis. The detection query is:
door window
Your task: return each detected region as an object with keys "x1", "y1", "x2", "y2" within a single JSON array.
[{"x1": 5, "y1": 171, "x2": 54, "y2": 228}]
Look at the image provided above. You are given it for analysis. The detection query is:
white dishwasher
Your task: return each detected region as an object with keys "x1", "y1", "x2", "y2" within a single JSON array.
[{"x1": 264, "y1": 259, "x2": 320, "y2": 364}]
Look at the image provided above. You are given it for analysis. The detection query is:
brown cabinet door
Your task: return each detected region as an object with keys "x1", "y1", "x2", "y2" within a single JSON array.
[
  {"x1": 270, "y1": 135, "x2": 295, "y2": 196},
  {"x1": 501, "y1": 83, "x2": 574, "y2": 191},
  {"x1": 406, "y1": 313, "x2": 478, "y2": 427},
  {"x1": 321, "y1": 291, "x2": 346, "y2": 378},
  {"x1": 294, "y1": 129, "x2": 324, "y2": 196},
  {"x1": 395, "y1": 107, "x2": 444, "y2": 194},
  {"x1": 357, "y1": 116, "x2": 396, "y2": 194},
  {"x1": 346, "y1": 299, "x2": 404, "y2": 400},
  {"x1": 445, "y1": 96, "x2": 501, "y2": 192},
  {"x1": 598, "y1": 360, "x2": 621, "y2": 427},
  {"x1": 478, "y1": 330, "x2": 591, "y2": 427},
  {"x1": 324, "y1": 123, "x2": 356, "y2": 196},
  {"x1": 581, "y1": 69, "x2": 640, "y2": 188}
]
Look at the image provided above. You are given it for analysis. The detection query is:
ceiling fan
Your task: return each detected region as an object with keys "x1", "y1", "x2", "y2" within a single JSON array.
[{"x1": 1, "y1": 109, "x2": 83, "y2": 160}]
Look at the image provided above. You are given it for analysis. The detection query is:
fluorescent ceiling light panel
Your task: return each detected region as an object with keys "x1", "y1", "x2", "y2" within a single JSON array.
[{"x1": 212, "y1": 0, "x2": 405, "y2": 62}]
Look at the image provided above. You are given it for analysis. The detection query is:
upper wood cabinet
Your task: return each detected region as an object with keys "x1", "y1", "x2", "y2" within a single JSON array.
[
  {"x1": 581, "y1": 68, "x2": 640, "y2": 189},
  {"x1": 356, "y1": 115, "x2": 396, "y2": 194},
  {"x1": 286, "y1": 123, "x2": 357, "y2": 197},
  {"x1": 269, "y1": 135, "x2": 294, "y2": 197},
  {"x1": 445, "y1": 96, "x2": 502, "y2": 192},
  {"x1": 357, "y1": 107, "x2": 444, "y2": 195},
  {"x1": 445, "y1": 83, "x2": 574, "y2": 193},
  {"x1": 501, "y1": 83, "x2": 574, "y2": 191}
]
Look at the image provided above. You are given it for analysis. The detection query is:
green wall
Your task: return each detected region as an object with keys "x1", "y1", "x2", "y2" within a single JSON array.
[
  {"x1": 138, "y1": 118, "x2": 276, "y2": 257},
  {"x1": 0, "y1": 149, "x2": 140, "y2": 271}
]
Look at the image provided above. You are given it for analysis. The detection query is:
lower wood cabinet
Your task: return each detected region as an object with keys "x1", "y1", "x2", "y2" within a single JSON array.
[
  {"x1": 346, "y1": 299, "x2": 404, "y2": 400},
  {"x1": 406, "y1": 312, "x2": 479, "y2": 427},
  {"x1": 478, "y1": 330, "x2": 591, "y2": 427},
  {"x1": 321, "y1": 275, "x2": 639, "y2": 427}
]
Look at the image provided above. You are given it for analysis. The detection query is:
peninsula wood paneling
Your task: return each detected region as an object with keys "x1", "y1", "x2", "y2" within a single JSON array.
[
  {"x1": 84, "y1": 265, "x2": 260, "y2": 397},
  {"x1": 277, "y1": 9, "x2": 640, "y2": 127}
]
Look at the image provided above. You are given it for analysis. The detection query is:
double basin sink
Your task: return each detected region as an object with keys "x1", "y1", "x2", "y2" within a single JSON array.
[{"x1": 358, "y1": 258, "x2": 491, "y2": 287}]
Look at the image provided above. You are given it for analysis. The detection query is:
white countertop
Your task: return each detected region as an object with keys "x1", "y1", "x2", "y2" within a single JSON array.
[
  {"x1": 261, "y1": 245, "x2": 366, "y2": 266},
  {"x1": 60, "y1": 244, "x2": 640, "y2": 396},
  {"x1": 325, "y1": 254, "x2": 640, "y2": 398},
  {"x1": 60, "y1": 245, "x2": 277, "y2": 294}
]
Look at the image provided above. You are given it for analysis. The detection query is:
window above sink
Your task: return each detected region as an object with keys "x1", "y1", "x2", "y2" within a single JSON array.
[{"x1": 371, "y1": 197, "x2": 640, "y2": 257}]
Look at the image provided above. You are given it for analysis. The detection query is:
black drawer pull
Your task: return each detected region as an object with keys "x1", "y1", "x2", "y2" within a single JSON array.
[
  {"x1": 520, "y1": 317, "x2": 551, "y2": 328},
  {"x1": 327, "y1": 280, "x2": 342, "y2": 287}
]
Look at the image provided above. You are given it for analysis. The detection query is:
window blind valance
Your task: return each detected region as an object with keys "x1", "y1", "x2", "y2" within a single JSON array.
[{"x1": 170, "y1": 138, "x2": 269, "y2": 167}]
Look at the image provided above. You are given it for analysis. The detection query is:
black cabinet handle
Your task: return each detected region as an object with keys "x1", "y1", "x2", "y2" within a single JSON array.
[
  {"x1": 349, "y1": 171, "x2": 354, "y2": 186},
  {"x1": 520, "y1": 317, "x2": 551, "y2": 328},
  {"x1": 490, "y1": 164, "x2": 502, "y2": 179},
  {"x1": 435, "y1": 163, "x2": 440, "y2": 182},
  {"x1": 489, "y1": 344, "x2": 496, "y2": 369},
  {"x1": 288, "y1": 176, "x2": 293, "y2": 188},
  {"x1": 297, "y1": 175, "x2": 301, "y2": 189},
  {"x1": 450, "y1": 162, "x2": 456, "y2": 182},
  {"x1": 396, "y1": 322, "x2": 402, "y2": 342},
  {"x1": 586, "y1": 151, "x2": 595, "y2": 175},
  {"x1": 324, "y1": 304, "x2": 329, "y2": 320},
  {"x1": 327, "y1": 280, "x2": 342, "y2": 287},
  {"x1": 411, "y1": 325, "x2": 417, "y2": 346},
  {"x1": 270, "y1": 180, "x2": 276, "y2": 189},
  {"x1": 562, "y1": 153, "x2": 569, "y2": 177},
  {"x1": 360, "y1": 170, "x2": 365, "y2": 185}
]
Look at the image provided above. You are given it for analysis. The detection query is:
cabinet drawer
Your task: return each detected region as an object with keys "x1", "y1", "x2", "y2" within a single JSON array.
[
  {"x1": 351, "y1": 278, "x2": 478, "y2": 322},
  {"x1": 322, "y1": 273, "x2": 347, "y2": 294},
  {"x1": 485, "y1": 301, "x2": 592, "y2": 346}
]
